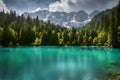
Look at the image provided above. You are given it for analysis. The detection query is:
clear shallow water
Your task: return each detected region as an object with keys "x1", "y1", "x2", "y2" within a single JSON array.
[{"x1": 0, "y1": 46, "x2": 120, "y2": 80}]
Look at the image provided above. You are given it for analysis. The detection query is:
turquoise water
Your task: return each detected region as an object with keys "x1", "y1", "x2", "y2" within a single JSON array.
[{"x1": 0, "y1": 46, "x2": 120, "y2": 80}]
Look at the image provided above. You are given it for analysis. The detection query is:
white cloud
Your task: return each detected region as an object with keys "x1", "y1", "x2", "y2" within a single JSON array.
[
  {"x1": 49, "y1": 0, "x2": 119, "y2": 13},
  {"x1": 0, "y1": 0, "x2": 9, "y2": 12},
  {"x1": 31, "y1": 7, "x2": 48, "y2": 13},
  {"x1": 49, "y1": 1, "x2": 70, "y2": 12}
]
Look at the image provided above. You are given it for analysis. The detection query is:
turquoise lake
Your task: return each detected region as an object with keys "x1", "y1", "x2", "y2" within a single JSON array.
[{"x1": 0, "y1": 46, "x2": 120, "y2": 80}]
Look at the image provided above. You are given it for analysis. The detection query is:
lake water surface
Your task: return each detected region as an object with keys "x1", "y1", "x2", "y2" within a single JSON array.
[{"x1": 0, "y1": 46, "x2": 120, "y2": 80}]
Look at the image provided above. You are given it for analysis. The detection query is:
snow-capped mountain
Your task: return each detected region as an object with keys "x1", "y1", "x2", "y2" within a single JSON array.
[{"x1": 23, "y1": 9, "x2": 99, "y2": 28}]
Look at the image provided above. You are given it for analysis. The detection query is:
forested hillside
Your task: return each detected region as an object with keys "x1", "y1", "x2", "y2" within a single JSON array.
[
  {"x1": 82, "y1": 0, "x2": 120, "y2": 48},
  {"x1": 0, "y1": 0, "x2": 120, "y2": 47},
  {"x1": 0, "y1": 11, "x2": 67, "y2": 46}
]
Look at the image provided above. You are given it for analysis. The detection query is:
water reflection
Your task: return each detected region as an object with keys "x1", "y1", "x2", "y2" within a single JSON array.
[{"x1": 0, "y1": 47, "x2": 120, "y2": 80}]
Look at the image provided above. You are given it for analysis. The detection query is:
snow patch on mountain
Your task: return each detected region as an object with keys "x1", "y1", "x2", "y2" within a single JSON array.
[{"x1": 23, "y1": 9, "x2": 99, "y2": 28}]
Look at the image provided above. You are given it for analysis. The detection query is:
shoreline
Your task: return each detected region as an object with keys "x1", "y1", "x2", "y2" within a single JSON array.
[{"x1": 0, "y1": 45, "x2": 111, "y2": 48}]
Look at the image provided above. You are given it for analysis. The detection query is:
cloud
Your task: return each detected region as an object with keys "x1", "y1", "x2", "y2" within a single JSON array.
[
  {"x1": 4, "y1": 0, "x2": 59, "y2": 14},
  {"x1": 32, "y1": 7, "x2": 48, "y2": 13},
  {"x1": 0, "y1": 0, "x2": 9, "y2": 12},
  {"x1": 3, "y1": 0, "x2": 119, "y2": 14},
  {"x1": 49, "y1": 0, "x2": 119, "y2": 13},
  {"x1": 49, "y1": 1, "x2": 70, "y2": 12}
]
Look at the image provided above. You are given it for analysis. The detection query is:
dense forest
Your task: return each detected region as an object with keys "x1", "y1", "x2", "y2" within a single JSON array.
[
  {"x1": 82, "y1": 0, "x2": 120, "y2": 48},
  {"x1": 0, "y1": 1, "x2": 120, "y2": 48}
]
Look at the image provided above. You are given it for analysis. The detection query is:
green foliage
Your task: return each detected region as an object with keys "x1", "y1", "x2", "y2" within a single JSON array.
[
  {"x1": 82, "y1": 0, "x2": 120, "y2": 48},
  {"x1": 93, "y1": 37, "x2": 99, "y2": 46},
  {"x1": 118, "y1": 26, "x2": 120, "y2": 45},
  {"x1": 0, "y1": 0, "x2": 120, "y2": 48},
  {"x1": 77, "y1": 31, "x2": 83, "y2": 46},
  {"x1": 1, "y1": 26, "x2": 17, "y2": 46},
  {"x1": 19, "y1": 23, "x2": 35, "y2": 45},
  {"x1": 62, "y1": 30, "x2": 69, "y2": 45},
  {"x1": 83, "y1": 31, "x2": 89, "y2": 46},
  {"x1": 0, "y1": 27, "x2": 3, "y2": 45},
  {"x1": 97, "y1": 31, "x2": 107, "y2": 46},
  {"x1": 34, "y1": 37, "x2": 41, "y2": 46},
  {"x1": 51, "y1": 30, "x2": 59, "y2": 45},
  {"x1": 41, "y1": 31, "x2": 48, "y2": 45}
]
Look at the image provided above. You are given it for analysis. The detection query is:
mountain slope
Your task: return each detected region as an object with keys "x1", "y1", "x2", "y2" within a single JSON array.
[
  {"x1": 83, "y1": 0, "x2": 120, "y2": 48},
  {"x1": 89, "y1": 10, "x2": 99, "y2": 18},
  {"x1": 23, "y1": 10, "x2": 99, "y2": 28}
]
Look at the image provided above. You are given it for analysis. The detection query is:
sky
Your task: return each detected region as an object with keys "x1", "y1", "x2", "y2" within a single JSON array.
[{"x1": 0, "y1": 0, "x2": 119, "y2": 14}]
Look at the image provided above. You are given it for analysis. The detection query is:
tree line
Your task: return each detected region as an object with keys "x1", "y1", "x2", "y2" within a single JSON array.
[{"x1": 0, "y1": 0, "x2": 120, "y2": 47}]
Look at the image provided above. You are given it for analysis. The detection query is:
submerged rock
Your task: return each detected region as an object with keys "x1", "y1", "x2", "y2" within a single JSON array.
[{"x1": 103, "y1": 63, "x2": 120, "y2": 80}]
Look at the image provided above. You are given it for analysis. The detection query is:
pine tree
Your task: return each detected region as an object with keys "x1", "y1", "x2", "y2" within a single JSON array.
[
  {"x1": 41, "y1": 31, "x2": 48, "y2": 45},
  {"x1": 19, "y1": 22, "x2": 35, "y2": 45},
  {"x1": 2, "y1": 24, "x2": 13, "y2": 46},
  {"x1": 107, "y1": 12, "x2": 119, "y2": 48}
]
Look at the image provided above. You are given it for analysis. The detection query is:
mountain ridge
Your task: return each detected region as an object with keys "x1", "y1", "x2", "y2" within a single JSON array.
[
  {"x1": 82, "y1": 0, "x2": 120, "y2": 48},
  {"x1": 23, "y1": 10, "x2": 99, "y2": 28}
]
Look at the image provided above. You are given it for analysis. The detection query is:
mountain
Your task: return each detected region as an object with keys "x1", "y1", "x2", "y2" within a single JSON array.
[
  {"x1": 75, "y1": 10, "x2": 88, "y2": 22},
  {"x1": 23, "y1": 10, "x2": 99, "y2": 28},
  {"x1": 84, "y1": 2, "x2": 120, "y2": 30},
  {"x1": 89, "y1": 10, "x2": 99, "y2": 18},
  {"x1": 83, "y1": 0, "x2": 120, "y2": 48},
  {"x1": 0, "y1": 1, "x2": 119, "y2": 48},
  {"x1": 23, "y1": 10, "x2": 50, "y2": 21}
]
